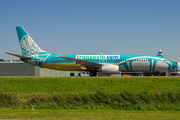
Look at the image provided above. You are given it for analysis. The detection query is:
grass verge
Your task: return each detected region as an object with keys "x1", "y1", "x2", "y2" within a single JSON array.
[
  {"x1": 1, "y1": 108, "x2": 180, "y2": 120},
  {"x1": 0, "y1": 77, "x2": 180, "y2": 94},
  {"x1": 0, "y1": 77, "x2": 180, "y2": 110}
]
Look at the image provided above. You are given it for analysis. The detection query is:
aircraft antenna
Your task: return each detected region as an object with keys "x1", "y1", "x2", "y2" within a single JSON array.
[{"x1": 157, "y1": 49, "x2": 163, "y2": 57}]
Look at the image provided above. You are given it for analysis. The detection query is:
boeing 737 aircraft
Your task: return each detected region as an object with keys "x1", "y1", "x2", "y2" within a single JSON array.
[{"x1": 6, "y1": 26, "x2": 177, "y2": 76}]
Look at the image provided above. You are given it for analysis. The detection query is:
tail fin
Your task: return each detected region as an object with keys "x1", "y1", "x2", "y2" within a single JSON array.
[{"x1": 16, "y1": 26, "x2": 46, "y2": 56}]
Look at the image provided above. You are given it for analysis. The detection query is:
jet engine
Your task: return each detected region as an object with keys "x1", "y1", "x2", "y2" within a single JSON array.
[{"x1": 100, "y1": 65, "x2": 120, "y2": 74}]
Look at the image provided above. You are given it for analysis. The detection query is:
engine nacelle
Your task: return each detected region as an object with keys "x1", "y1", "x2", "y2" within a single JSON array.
[{"x1": 101, "y1": 65, "x2": 120, "y2": 74}]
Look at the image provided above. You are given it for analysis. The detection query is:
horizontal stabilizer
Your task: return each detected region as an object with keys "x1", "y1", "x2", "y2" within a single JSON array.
[{"x1": 5, "y1": 52, "x2": 32, "y2": 59}]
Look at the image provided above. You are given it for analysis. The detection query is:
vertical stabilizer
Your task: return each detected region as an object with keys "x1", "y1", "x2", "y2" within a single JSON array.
[{"x1": 16, "y1": 26, "x2": 45, "y2": 56}]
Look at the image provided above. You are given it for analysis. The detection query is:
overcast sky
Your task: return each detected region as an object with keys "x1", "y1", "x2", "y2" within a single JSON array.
[{"x1": 1, "y1": 0, "x2": 180, "y2": 61}]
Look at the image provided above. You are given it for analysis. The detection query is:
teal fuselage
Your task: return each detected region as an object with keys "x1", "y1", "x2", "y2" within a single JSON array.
[{"x1": 22, "y1": 53, "x2": 177, "y2": 72}]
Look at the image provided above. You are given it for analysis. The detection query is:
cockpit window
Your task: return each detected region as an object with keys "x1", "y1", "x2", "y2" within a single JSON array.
[{"x1": 164, "y1": 59, "x2": 169, "y2": 61}]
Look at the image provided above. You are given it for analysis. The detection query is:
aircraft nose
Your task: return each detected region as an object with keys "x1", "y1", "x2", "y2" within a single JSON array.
[{"x1": 171, "y1": 62, "x2": 177, "y2": 68}]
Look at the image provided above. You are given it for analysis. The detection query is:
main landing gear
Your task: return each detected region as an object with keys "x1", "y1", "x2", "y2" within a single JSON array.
[{"x1": 90, "y1": 71, "x2": 97, "y2": 76}]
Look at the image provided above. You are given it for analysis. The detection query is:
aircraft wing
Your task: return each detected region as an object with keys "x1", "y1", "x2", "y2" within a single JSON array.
[
  {"x1": 59, "y1": 56, "x2": 103, "y2": 68},
  {"x1": 5, "y1": 52, "x2": 32, "y2": 59}
]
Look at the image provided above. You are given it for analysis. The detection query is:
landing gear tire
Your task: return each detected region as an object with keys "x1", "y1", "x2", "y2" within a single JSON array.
[{"x1": 90, "y1": 71, "x2": 97, "y2": 76}]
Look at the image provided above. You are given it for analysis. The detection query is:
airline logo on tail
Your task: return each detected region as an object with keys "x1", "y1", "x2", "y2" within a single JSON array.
[
  {"x1": 16, "y1": 27, "x2": 45, "y2": 56},
  {"x1": 20, "y1": 35, "x2": 43, "y2": 56}
]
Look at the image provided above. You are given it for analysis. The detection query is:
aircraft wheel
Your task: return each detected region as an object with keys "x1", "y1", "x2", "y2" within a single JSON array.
[{"x1": 90, "y1": 71, "x2": 97, "y2": 76}]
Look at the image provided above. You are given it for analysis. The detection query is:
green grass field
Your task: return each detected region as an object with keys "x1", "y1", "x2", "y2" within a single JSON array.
[
  {"x1": 1, "y1": 77, "x2": 180, "y2": 119},
  {"x1": 0, "y1": 77, "x2": 180, "y2": 94},
  {"x1": 1, "y1": 109, "x2": 180, "y2": 119}
]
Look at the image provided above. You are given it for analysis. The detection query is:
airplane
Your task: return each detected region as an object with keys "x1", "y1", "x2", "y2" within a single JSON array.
[{"x1": 6, "y1": 26, "x2": 177, "y2": 76}]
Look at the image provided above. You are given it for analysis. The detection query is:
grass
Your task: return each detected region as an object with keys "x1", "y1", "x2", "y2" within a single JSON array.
[
  {"x1": 0, "y1": 77, "x2": 180, "y2": 110},
  {"x1": 0, "y1": 77, "x2": 180, "y2": 94},
  {"x1": 1, "y1": 77, "x2": 180, "y2": 119},
  {"x1": 1, "y1": 91, "x2": 180, "y2": 110},
  {"x1": 1, "y1": 108, "x2": 180, "y2": 119}
]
